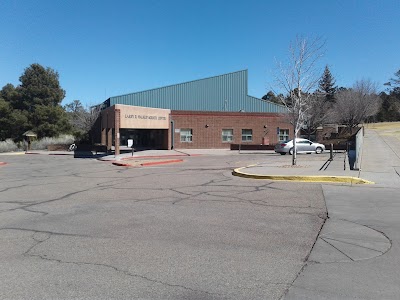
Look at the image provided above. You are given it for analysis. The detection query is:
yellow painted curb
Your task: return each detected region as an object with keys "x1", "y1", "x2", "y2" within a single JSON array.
[
  {"x1": 0, "y1": 152, "x2": 26, "y2": 156},
  {"x1": 232, "y1": 167, "x2": 374, "y2": 184}
]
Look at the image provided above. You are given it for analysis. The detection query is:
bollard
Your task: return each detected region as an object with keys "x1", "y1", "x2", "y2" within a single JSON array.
[{"x1": 329, "y1": 143, "x2": 333, "y2": 161}]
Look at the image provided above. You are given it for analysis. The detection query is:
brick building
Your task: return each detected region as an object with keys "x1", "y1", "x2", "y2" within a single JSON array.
[
  {"x1": 170, "y1": 110, "x2": 290, "y2": 149},
  {"x1": 95, "y1": 70, "x2": 292, "y2": 153}
]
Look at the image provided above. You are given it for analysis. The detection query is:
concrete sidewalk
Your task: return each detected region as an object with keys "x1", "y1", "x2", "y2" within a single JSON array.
[
  {"x1": 285, "y1": 128, "x2": 400, "y2": 299},
  {"x1": 232, "y1": 151, "x2": 373, "y2": 184}
]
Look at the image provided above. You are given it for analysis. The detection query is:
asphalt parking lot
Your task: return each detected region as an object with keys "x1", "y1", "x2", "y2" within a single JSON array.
[{"x1": 0, "y1": 153, "x2": 326, "y2": 299}]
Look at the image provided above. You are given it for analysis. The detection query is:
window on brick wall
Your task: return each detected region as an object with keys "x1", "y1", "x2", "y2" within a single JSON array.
[
  {"x1": 241, "y1": 129, "x2": 252, "y2": 142},
  {"x1": 279, "y1": 129, "x2": 289, "y2": 141},
  {"x1": 180, "y1": 129, "x2": 193, "y2": 142},
  {"x1": 222, "y1": 129, "x2": 233, "y2": 142}
]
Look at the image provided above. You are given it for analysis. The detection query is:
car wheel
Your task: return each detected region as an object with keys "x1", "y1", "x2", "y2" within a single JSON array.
[
  {"x1": 280, "y1": 152, "x2": 286, "y2": 155},
  {"x1": 315, "y1": 147, "x2": 323, "y2": 154},
  {"x1": 289, "y1": 148, "x2": 294, "y2": 155}
]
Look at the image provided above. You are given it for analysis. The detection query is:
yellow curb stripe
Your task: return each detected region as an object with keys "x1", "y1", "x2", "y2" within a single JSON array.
[
  {"x1": 232, "y1": 167, "x2": 374, "y2": 184},
  {"x1": 0, "y1": 152, "x2": 26, "y2": 156}
]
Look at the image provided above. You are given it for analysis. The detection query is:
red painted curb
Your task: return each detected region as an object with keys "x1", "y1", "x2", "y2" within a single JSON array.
[
  {"x1": 141, "y1": 159, "x2": 183, "y2": 166},
  {"x1": 122, "y1": 154, "x2": 191, "y2": 160},
  {"x1": 112, "y1": 159, "x2": 183, "y2": 167}
]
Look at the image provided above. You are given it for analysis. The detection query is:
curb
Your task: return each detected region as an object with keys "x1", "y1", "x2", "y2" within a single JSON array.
[
  {"x1": 232, "y1": 167, "x2": 374, "y2": 184},
  {"x1": 121, "y1": 154, "x2": 200, "y2": 160},
  {"x1": 25, "y1": 152, "x2": 73, "y2": 155},
  {"x1": 0, "y1": 152, "x2": 25, "y2": 156},
  {"x1": 141, "y1": 159, "x2": 183, "y2": 166},
  {"x1": 112, "y1": 159, "x2": 183, "y2": 167},
  {"x1": 112, "y1": 162, "x2": 131, "y2": 167},
  {"x1": 98, "y1": 154, "x2": 198, "y2": 162}
]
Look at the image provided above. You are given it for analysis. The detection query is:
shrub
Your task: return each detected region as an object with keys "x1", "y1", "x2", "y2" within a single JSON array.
[
  {"x1": 30, "y1": 135, "x2": 75, "y2": 150},
  {"x1": 0, "y1": 139, "x2": 20, "y2": 153}
]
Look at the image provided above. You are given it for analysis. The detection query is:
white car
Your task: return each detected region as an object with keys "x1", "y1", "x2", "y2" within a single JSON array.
[{"x1": 274, "y1": 138, "x2": 325, "y2": 155}]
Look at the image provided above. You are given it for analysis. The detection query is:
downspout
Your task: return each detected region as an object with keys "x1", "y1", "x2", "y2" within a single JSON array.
[{"x1": 170, "y1": 119, "x2": 175, "y2": 150}]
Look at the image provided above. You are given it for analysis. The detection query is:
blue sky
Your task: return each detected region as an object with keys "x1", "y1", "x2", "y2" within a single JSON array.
[{"x1": 1, "y1": 0, "x2": 399, "y2": 107}]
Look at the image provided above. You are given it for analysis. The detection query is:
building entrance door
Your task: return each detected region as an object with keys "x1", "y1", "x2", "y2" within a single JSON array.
[{"x1": 120, "y1": 129, "x2": 168, "y2": 150}]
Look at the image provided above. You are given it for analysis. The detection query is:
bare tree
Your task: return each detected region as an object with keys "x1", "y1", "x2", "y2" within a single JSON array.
[
  {"x1": 274, "y1": 35, "x2": 325, "y2": 165},
  {"x1": 65, "y1": 100, "x2": 102, "y2": 142},
  {"x1": 303, "y1": 92, "x2": 333, "y2": 139},
  {"x1": 333, "y1": 79, "x2": 381, "y2": 133}
]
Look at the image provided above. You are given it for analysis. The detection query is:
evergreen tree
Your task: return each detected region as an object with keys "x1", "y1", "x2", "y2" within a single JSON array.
[
  {"x1": 376, "y1": 92, "x2": 400, "y2": 121},
  {"x1": 0, "y1": 63, "x2": 71, "y2": 140},
  {"x1": 261, "y1": 91, "x2": 282, "y2": 104},
  {"x1": 18, "y1": 64, "x2": 70, "y2": 138},
  {"x1": 378, "y1": 69, "x2": 400, "y2": 121},
  {"x1": 388, "y1": 69, "x2": 400, "y2": 96},
  {"x1": 0, "y1": 84, "x2": 30, "y2": 141},
  {"x1": 0, "y1": 97, "x2": 13, "y2": 141},
  {"x1": 318, "y1": 65, "x2": 337, "y2": 102},
  {"x1": 389, "y1": 69, "x2": 400, "y2": 86},
  {"x1": 0, "y1": 84, "x2": 20, "y2": 108},
  {"x1": 0, "y1": 97, "x2": 29, "y2": 141},
  {"x1": 18, "y1": 64, "x2": 66, "y2": 109}
]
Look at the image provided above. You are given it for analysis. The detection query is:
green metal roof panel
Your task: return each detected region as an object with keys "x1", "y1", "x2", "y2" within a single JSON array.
[
  {"x1": 106, "y1": 70, "x2": 286, "y2": 113},
  {"x1": 245, "y1": 96, "x2": 286, "y2": 113}
]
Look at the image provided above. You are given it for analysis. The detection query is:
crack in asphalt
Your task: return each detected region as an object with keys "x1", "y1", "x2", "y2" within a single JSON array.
[
  {"x1": 248, "y1": 200, "x2": 323, "y2": 209},
  {"x1": 279, "y1": 192, "x2": 328, "y2": 300},
  {"x1": 20, "y1": 231, "x2": 226, "y2": 298},
  {"x1": 2, "y1": 176, "x2": 321, "y2": 213},
  {"x1": 29, "y1": 254, "x2": 227, "y2": 297},
  {"x1": 0, "y1": 227, "x2": 89, "y2": 237},
  {"x1": 0, "y1": 184, "x2": 31, "y2": 193},
  {"x1": 20, "y1": 207, "x2": 49, "y2": 216},
  {"x1": 1, "y1": 201, "x2": 38, "y2": 205},
  {"x1": 0, "y1": 187, "x2": 97, "y2": 214},
  {"x1": 0, "y1": 156, "x2": 328, "y2": 299},
  {"x1": 1, "y1": 171, "x2": 322, "y2": 215},
  {"x1": 0, "y1": 180, "x2": 83, "y2": 193}
]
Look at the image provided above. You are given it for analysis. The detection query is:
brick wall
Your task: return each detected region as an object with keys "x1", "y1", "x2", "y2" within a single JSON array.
[{"x1": 171, "y1": 111, "x2": 291, "y2": 149}]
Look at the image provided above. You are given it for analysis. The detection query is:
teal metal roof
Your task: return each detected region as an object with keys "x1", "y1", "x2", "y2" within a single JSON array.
[{"x1": 103, "y1": 70, "x2": 286, "y2": 113}]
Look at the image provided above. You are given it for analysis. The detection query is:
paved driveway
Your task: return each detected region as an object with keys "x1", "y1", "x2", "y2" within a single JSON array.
[{"x1": 0, "y1": 153, "x2": 326, "y2": 299}]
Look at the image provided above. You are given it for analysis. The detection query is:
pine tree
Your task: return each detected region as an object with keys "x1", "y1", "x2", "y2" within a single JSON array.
[
  {"x1": 389, "y1": 69, "x2": 400, "y2": 96},
  {"x1": 261, "y1": 91, "x2": 282, "y2": 104},
  {"x1": 0, "y1": 64, "x2": 71, "y2": 140},
  {"x1": 318, "y1": 65, "x2": 337, "y2": 102}
]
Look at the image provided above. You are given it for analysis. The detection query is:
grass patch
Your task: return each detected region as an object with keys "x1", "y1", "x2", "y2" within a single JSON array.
[
  {"x1": 368, "y1": 122, "x2": 400, "y2": 140},
  {"x1": 368, "y1": 122, "x2": 400, "y2": 130}
]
